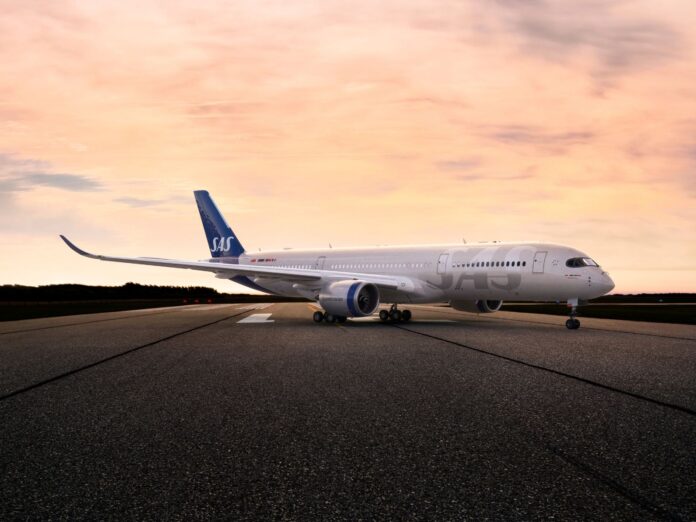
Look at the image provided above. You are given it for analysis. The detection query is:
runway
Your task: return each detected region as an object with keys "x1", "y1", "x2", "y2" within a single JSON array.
[{"x1": 1, "y1": 303, "x2": 694, "y2": 519}]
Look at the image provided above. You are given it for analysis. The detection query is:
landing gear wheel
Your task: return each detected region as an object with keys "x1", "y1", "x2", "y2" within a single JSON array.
[
  {"x1": 565, "y1": 318, "x2": 581, "y2": 330},
  {"x1": 313, "y1": 311, "x2": 324, "y2": 323},
  {"x1": 390, "y1": 309, "x2": 402, "y2": 322},
  {"x1": 401, "y1": 309, "x2": 412, "y2": 322},
  {"x1": 336, "y1": 316, "x2": 347, "y2": 323},
  {"x1": 379, "y1": 310, "x2": 389, "y2": 322},
  {"x1": 325, "y1": 314, "x2": 336, "y2": 324}
]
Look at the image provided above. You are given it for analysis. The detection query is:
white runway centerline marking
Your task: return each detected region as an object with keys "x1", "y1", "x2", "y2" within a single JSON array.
[{"x1": 238, "y1": 313, "x2": 274, "y2": 324}]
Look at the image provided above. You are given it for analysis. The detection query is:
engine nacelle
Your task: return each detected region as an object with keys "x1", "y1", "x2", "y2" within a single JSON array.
[
  {"x1": 450, "y1": 300, "x2": 503, "y2": 313},
  {"x1": 318, "y1": 280, "x2": 380, "y2": 317}
]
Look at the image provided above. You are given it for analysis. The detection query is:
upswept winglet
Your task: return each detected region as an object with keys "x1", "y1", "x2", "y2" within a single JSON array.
[{"x1": 59, "y1": 235, "x2": 101, "y2": 260}]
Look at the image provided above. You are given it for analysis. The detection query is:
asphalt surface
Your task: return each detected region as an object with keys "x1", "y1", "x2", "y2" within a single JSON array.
[{"x1": 1, "y1": 303, "x2": 694, "y2": 520}]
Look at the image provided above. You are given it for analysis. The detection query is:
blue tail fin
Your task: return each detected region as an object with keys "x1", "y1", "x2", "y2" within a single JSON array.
[{"x1": 194, "y1": 190, "x2": 245, "y2": 258}]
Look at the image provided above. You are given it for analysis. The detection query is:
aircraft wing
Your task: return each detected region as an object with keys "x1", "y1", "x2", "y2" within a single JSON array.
[{"x1": 60, "y1": 236, "x2": 412, "y2": 291}]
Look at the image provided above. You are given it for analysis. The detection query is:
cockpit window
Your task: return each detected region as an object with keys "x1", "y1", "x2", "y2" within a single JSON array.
[{"x1": 566, "y1": 257, "x2": 599, "y2": 268}]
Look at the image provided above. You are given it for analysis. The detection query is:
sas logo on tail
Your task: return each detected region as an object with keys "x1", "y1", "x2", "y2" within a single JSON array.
[{"x1": 212, "y1": 236, "x2": 235, "y2": 252}]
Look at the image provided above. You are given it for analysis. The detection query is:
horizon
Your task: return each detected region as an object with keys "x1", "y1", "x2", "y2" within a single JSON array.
[
  {"x1": 4, "y1": 281, "x2": 696, "y2": 298},
  {"x1": 1, "y1": 1, "x2": 695, "y2": 294}
]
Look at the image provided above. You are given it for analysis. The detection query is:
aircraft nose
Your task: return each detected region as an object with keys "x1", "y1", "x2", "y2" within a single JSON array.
[{"x1": 602, "y1": 273, "x2": 615, "y2": 293}]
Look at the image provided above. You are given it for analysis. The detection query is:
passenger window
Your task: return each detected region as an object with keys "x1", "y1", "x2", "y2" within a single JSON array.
[{"x1": 522, "y1": 261, "x2": 526, "y2": 266}]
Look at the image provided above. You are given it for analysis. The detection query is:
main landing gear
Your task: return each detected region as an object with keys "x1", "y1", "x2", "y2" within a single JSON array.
[
  {"x1": 313, "y1": 311, "x2": 347, "y2": 324},
  {"x1": 379, "y1": 304, "x2": 412, "y2": 323},
  {"x1": 566, "y1": 298, "x2": 581, "y2": 330},
  {"x1": 312, "y1": 304, "x2": 412, "y2": 324}
]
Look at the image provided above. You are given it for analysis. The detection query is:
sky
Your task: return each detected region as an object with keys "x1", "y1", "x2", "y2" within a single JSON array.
[{"x1": 1, "y1": 0, "x2": 695, "y2": 294}]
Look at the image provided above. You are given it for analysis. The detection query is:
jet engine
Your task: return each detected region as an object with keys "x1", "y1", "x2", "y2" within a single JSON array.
[
  {"x1": 450, "y1": 300, "x2": 503, "y2": 313},
  {"x1": 318, "y1": 280, "x2": 380, "y2": 317}
]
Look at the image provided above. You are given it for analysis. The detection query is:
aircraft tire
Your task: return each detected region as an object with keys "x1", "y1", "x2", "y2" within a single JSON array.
[
  {"x1": 390, "y1": 309, "x2": 402, "y2": 322},
  {"x1": 313, "y1": 311, "x2": 324, "y2": 323},
  {"x1": 566, "y1": 318, "x2": 580, "y2": 330},
  {"x1": 401, "y1": 309, "x2": 412, "y2": 322},
  {"x1": 336, "y1": 316, "x2": 347, "y2": 323},
  {"x1": 379, "y1": 310, "x2": 389, "y2": 322},
  {"x1": 325, "y1": 314, "x2": 336, "y2": 324}
]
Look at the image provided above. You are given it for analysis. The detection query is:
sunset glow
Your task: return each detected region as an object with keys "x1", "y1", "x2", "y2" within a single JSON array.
[{"x1": 1, "y1": 1, "x2": 695, "y2": 293}]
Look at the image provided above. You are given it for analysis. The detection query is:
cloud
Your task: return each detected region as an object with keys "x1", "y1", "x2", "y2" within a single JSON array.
[
  {"x1": 435, "y1": 159, "x2": 481, "y2": 171},
  {"x1": 0, "y1": 106, "x2": 31, "y2": 121},
  {"x1": 481, "y1": 125, "x2": 595, "y2": 152},
  {"x1": 16, "y1": 172, "x2": 101, "y2": 191},
  {"x1": 114, "y1": 197, "x2": 166, "y2": 207},
  {"x1": 436, "y1": 158, "x2": 537, "y2": 182},
  {"x1": 187, "y1": 101, "x2": 262, "y2": 118},
  {"x1": 0, "y1": 153, "x2": 50, "y2": 171},
  {"x1": 494, "y1": 0, "x2": 681, "y2": 82},
  {"x1": 0, "y1": 153, "x2": 102, "y2": 193},
  {"x1": 114, "y1": 195, "x2": 192, "y2": 208},
  {"x1": 390, "y1": 96, "x2": 469, "y2": 110},
  {"x1": 455, "y1": 172, "x2": 535, "y2": 182}
]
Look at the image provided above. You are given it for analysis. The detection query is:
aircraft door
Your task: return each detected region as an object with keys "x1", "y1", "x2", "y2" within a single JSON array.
[
  {"x1": 532, "y1": 251, "x2": 547, "y2": 273},
  {"x1": 437, "y1": 253, "x2": 449, "y2": 275},
  {"x1": 315, "y1": 256, "x2": 326, "y2": 270}
]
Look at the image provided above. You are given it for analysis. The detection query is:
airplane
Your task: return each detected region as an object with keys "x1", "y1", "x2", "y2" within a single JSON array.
[{"x1": 60, "y1": 190, "x2": 615, "y2": 329}]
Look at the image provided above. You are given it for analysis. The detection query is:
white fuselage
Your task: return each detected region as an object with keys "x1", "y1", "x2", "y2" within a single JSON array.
[{"x1": 229, "y1": 242, "x2": 615, "y2": 303}]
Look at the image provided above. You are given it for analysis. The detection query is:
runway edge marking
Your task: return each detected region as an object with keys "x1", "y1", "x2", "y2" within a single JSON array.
[
  {"x1": 393, "y1": 324, "x2": 696, "y2": 417},
  {"x1": 0, "y1": 309, "x2": 251, "y2": 402}
]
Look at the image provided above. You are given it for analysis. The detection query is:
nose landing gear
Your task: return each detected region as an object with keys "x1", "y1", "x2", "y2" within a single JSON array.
[
  {"x1": 566, "y1": 318, "x2": 580, "y2": 329},
  {"x1": 566, "y1": 298, "x2": 581, "y2": 330}
]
